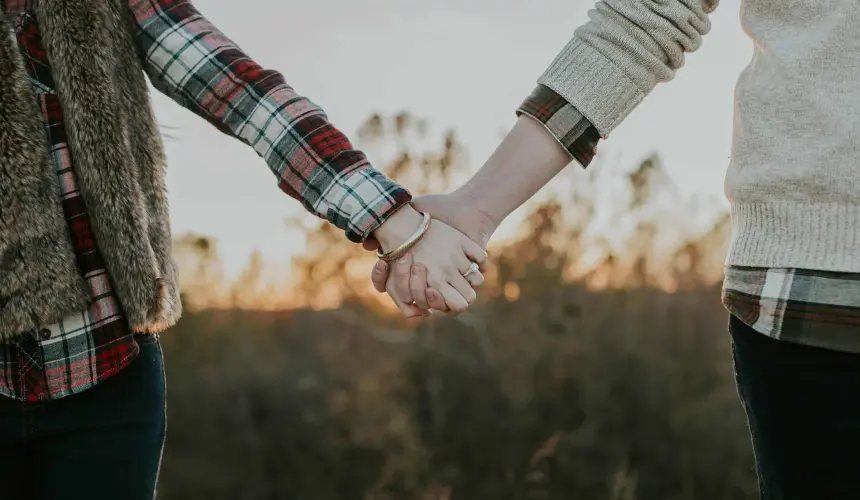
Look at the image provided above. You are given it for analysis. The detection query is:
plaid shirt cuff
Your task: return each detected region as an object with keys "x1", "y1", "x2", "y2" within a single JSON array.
[
  {"x1": 347, "y1": 173, "x2": 412, "y2": 243},
  {"x1": 281, "y1": 154, "x2": 412, "y2": 243},
  {"x1": 516, "y1": 84, "x2": 600, "y2": 168}
]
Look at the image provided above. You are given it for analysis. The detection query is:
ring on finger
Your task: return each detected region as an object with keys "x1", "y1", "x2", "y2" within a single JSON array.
[
  {"x1": 465, "y1": 273, "x2": 484, "y2": 289},
  {"x1": 461, "y1": 262, "x2": 480, "y2": 278}
]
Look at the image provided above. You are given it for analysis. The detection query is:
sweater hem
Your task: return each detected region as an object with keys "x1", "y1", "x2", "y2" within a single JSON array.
[{"x1": 727, "y1": 200, "x2": 860, "y2": 272}]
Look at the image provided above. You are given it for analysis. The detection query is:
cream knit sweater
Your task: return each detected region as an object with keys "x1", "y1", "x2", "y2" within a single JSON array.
[{"x1": 539, "y1": 0, "x2": 860, "y2": 271}]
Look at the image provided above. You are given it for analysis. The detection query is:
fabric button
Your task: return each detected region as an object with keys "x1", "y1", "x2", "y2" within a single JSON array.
[{"x1": 38, "y1": 328, "x2": 52, "y2": 340}]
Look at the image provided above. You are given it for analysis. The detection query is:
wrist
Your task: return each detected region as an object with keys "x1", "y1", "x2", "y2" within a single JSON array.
[
  {"x1": 451, "y1": 185, "x2": 504, "y2": 232},
  {"x1": 372, "y1": 204, "x2": 424, "y2": 252},
  {"x1": 444, "y1": 190, "x2": 501, "y2": 247},
  {"x1": 451, "y1": 115, "x2": 571, "y2": 234}
]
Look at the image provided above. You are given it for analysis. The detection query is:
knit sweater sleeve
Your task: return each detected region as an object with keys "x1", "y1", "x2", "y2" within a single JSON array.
[{"x1": 538, "y1": 0, "x2": 718, "y2": 137}]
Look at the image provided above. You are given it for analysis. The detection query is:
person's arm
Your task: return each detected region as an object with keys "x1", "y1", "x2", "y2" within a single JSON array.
[
  {"x1": 539, "y1": 0, "x2": 717, "y2": 137},
  {"x1": 370, "y1": 87, "x2": 600, "y2": 307},
  {"x1": 127, "y1": 0, "x2": 409, "y2": 244},
  {"x1": 455, "y1": 112, "x2": 587, "y2": 230},
  {"x1": 373, "y1": 0, "x2": 719, "y2": 307},
  {"x1": 461, "y1": 0, "x2": 718, "y2": 221},
  {"x1": 128, "y1": 0, "x2": 483, "y2": 316}
]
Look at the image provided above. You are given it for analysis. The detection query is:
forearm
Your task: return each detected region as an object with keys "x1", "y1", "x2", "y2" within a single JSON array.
[
  {"x1": 131, "y1": 0, "x2": 410, "y2": 242},
  {"x1": 458, "y1": 0, "x2": 719, "y2": 226},
  {"x1": 454, "y1": 115, "x2": 573, "y2": 226}
]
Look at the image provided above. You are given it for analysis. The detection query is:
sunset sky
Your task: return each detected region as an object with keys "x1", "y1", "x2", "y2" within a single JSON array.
[{"x1": 152, "y1": 0, "x2": 751, "y2": 279}]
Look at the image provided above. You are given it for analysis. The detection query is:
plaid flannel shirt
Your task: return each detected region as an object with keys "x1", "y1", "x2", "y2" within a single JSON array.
[
  {"x1": 517, "y1": 84, "x2": 860, "y2": 354},
  {"x1": 1, "y1": 0, "x2": 410, "y2": 402}
]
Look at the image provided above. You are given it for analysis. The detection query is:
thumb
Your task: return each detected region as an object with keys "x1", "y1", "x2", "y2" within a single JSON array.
[
  {"x1": 371, "y1": 259, "x2": 389, "y2": 293},
  {"x1": 410, "y1": 194, "x2": 444, "y2": 215},
  {"x1": 362, "y1": 236, "x2": 381, "y2": 252}
]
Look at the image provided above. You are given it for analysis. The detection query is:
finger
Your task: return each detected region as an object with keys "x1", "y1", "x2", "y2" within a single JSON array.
[
  {"x1": 392, "y1": 253, "x2": 414, "y2": 305},
  {"x1": 387, "y1": 271, "x2": 425, "y2": 319},
  {"x1": 371, "y1": 260, "x2": 389, "y2": 293},
  {"x1": 409, "y1": 264, "x2": 431, "y2": 310},
  {"x1": 464, "y1": 270, "x2": 485, "y2": 288},
  {"x1": 448, "y1": 273, "x2": 477, "y2": 306},
  {"x1": 362, "y1": 236, "x2": 381, "y2": 252},
  {"x1": 426, "y1": 288, "x2": 448, "y2": 312},
  {"x1": 462, "y1": 239, "x2": 489, "y2": 273},
  {"x1": 390, "y1": 291, "x2": 426, "y2": 318},
  {"x1": 434, "y1": 282, "x2": 469, "y2": 316}
]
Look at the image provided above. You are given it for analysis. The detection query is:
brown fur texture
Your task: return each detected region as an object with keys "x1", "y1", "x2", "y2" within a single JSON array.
[{"x1": 0, "y1": 0, "x2": 181, "y2": 339}]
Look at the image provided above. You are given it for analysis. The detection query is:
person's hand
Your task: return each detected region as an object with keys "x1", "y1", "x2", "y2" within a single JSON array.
[
  {"x1": 364, "y1": 193, "x2": 497, "y2": 251},
  {"x1": 371, "y1": 204, "x2": 488, "y2": 317},
  {"x1": 411, "y1": 193, "x2": 499, "y2": 250},
  {"x1": 368, "y1": 193, "x2": 499, "y2": 312}
]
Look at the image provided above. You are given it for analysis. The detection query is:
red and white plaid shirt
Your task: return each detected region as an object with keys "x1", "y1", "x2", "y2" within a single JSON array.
[{"x1": 0, "y1": 0, "x2": 410, "y2": 401}]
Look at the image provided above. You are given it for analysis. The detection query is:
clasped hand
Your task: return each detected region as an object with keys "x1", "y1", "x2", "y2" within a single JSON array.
[{"x1": 368, "y1": 194, "x2": 498, "y2": 317}]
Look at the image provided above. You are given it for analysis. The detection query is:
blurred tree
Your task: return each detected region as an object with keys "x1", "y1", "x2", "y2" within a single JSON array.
[{"x1": 160, "y1": 112, "x2": 754, "y2": 500}]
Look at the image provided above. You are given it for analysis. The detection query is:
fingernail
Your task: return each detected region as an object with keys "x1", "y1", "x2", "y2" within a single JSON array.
[{"x1": 411, "y1": 267, "x2": 419, "y2": 275}]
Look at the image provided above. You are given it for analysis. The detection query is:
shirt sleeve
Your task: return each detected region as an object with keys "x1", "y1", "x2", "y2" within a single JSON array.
[
  {"x1": 536, "y1": 0, "x2": 716, "y2": 136},
  {"x1": 127, "y1": 0, "x2": 410, "y2": 243},
  {"x1": 516, "y1": 84, "x2": 601, "y2": 168}
]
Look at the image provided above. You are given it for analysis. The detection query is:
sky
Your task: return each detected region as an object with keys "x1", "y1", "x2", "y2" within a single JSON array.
[{"x1": 152, "y1": 0, "x2": 752, "y2": 280}]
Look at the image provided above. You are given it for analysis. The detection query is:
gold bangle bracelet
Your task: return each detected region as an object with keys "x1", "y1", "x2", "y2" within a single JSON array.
[{"x1": 377, "y1": 211, "x2": 432, "y2": 262}]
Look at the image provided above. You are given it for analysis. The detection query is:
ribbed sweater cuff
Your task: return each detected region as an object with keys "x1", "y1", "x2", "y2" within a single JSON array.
[{"x1": 537, "y1": 38, "x2": 645, "y2": 137}]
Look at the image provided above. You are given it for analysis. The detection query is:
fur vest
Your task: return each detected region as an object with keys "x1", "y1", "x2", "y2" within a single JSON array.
[{"x1": 0, "y1": 0, "x2": 181, "y2": 340}]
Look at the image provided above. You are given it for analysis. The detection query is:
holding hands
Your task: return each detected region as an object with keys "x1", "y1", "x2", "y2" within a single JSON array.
[
  {"x1": 368, "y1": 114, "x2": 571, "y2": 316},
  {"x1": 368, "y1": 193, "x2": 499, "y2": 317}
]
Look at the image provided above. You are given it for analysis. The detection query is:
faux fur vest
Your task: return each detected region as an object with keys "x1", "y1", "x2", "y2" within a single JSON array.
[{"x1": 0, "y1": 0, "x2": 181, "y2": 339}]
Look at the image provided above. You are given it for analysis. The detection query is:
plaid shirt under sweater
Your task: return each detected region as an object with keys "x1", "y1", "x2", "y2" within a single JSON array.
[
  {"x1": 1, "y1": 0, "x2": 410, "y2": 402},
  {"x1": 518, "y1": 84, "x2": 860, "y2": 354}
]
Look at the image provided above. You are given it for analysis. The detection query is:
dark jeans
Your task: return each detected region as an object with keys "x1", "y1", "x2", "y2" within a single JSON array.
[
  {"x1": 0, "y1": 334, "x2": 166, "y2": 500},
  {"x1": 730, "y1": 315, "x2": 860, "y2": 499}
]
